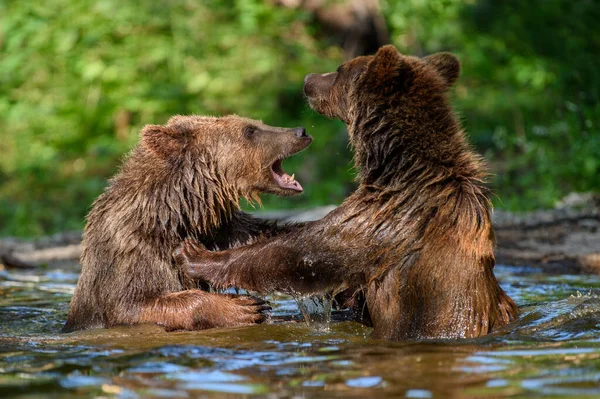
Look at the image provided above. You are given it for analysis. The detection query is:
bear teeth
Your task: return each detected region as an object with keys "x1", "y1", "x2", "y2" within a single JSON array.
[{"x1": 281, "y1": 173, "x2": 295, "y2": 183}]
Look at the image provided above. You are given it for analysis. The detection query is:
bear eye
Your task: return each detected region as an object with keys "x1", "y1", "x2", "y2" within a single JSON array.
[{"x1": 243, "y1": 125, "x2": 257, "y2": 139}]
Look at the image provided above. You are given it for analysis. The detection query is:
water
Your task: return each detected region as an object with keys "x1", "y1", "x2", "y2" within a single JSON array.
[
  {"x1": 293, "y1": 293, "x2": 333, "y2": 327},
  {"x1": 2, "y1": 263, "x2": 600, "y2": 398}
]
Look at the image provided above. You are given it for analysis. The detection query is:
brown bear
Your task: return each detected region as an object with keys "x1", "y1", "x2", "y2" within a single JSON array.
[
  {"x1": 62, "y1": 115, "x2": 312, "y2": 333},
  {"x1": 174, "y1": 46, "x2": 519, "y2": 340}
]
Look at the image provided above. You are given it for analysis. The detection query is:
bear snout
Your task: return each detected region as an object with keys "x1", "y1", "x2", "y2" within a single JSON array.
[
  {"x1": 303, "y1": 74, "x2": 317, "y2": 96},
  {"x1": 295, "y1": 127, "x2": 308, "y2": 138}
]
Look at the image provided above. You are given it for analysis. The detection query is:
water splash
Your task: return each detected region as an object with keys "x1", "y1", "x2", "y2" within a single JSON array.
[{"x1": 292, "y1": 293, "x2": 332, "y2": 329}]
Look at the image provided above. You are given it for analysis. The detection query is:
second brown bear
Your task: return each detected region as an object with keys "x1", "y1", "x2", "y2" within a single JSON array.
[{"x1": 175, "y1": 46, "x2": 518, "y2": 340}]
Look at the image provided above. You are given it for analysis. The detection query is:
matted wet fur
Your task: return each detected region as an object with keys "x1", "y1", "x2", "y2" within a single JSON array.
[
  {"x1": 175, "y1": 46, "x2": 518, "y2": 340},
  {"x1": 63, "y1": 115, "x2": 311, "y2": 332}
]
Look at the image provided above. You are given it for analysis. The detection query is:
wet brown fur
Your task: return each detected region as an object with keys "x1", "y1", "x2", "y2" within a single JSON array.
[
  {"x1": 176, "y1": 47, "x2": 518, "y2": 340},
  {"x1": 63, "y1": 115, "x2": 310, "y2": 332}
]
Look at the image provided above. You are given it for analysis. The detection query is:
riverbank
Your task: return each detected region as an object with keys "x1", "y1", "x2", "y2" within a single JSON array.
[{"x1": 1, "y1": 203, "x2": 598, "y2": 274}]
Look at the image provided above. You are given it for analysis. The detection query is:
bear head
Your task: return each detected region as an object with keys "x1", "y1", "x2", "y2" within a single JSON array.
[
  {"x1": 140, "y1": 115, "x2": 312, "y2": 198},
  {"x1": 303, "y1": 45, "x2": 460, "y2": 126}
]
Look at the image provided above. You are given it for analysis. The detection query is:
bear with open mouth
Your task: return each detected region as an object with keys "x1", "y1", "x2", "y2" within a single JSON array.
[{"x1": 63, "y1": 115, "x2": 311, "y2": 332}]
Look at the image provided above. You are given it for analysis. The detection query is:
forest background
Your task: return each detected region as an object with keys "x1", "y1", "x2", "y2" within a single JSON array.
[{"x1": 1, "y1": 0, "x2": 598, "y2": 236}]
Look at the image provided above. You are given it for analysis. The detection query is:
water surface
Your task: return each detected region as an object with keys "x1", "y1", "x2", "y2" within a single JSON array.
[{"x1": 2, "y1": 262, "x2": 600, "y2": 398}]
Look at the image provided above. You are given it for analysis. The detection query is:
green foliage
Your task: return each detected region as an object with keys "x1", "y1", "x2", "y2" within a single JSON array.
[
  {"x1": 383, "y1": 0, "x2": 600, "y2": 210},
  {"x1": 0, "y1": 0, "x2": 350, "y2": 236},
  {"x1": 0, "y1": 0, "x2": 598, "y2": 236}
]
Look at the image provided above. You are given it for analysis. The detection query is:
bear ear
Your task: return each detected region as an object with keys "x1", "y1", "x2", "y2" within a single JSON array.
[
  {"x1": 423, "y1": 52, "x2": 461, "y2": 88},
  {"x1": 368, "y1": 45, "x2": 403, "y2": 74},
  {"x1": 362, "y1": 45, "x2": 413, "y2": 95},
  {"x1": 140, "y1": 124, "x2": 185, "y2": 161}
]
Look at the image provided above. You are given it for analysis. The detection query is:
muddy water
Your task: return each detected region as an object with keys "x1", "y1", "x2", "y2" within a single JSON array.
[{"x1": 2, "y1": 263, "x2": 600, "y2": 398}]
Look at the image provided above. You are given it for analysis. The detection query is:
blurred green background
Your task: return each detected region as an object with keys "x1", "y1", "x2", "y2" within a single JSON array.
[{"x1": 0, "y1": 0, "x2": 598, "y2": 237}]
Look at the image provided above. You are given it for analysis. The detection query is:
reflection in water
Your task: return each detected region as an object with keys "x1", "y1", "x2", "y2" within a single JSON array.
[{"x1": 2, "y1": 264, "x2": 600, "y2": 397}]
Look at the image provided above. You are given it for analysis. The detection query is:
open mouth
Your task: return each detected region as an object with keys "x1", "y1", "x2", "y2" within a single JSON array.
[{"x1": 271, "y1": 159, "x2": 303, "y2": 192}]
